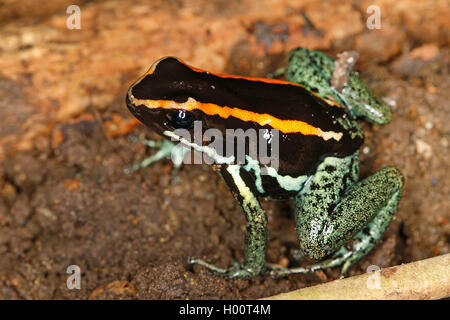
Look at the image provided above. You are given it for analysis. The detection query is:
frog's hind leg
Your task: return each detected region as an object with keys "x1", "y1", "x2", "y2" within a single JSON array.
[
  {"x1": 271, "y1": 157, "x2": 403, "y2": 278},
  {"x1": 271, "y1": 186, "x2": 402, "y2": 277}
]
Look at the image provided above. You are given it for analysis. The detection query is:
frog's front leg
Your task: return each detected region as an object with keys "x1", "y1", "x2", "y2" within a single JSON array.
[
  {"x1": 188, "y1": 164, "x2": 268, "y2": 279},
  {"x1": 271, "y1": 155, "x2": 403, "y2": 278},
  {"x1": 124, "y1": 136, "x2": 188, "y2": 174}
]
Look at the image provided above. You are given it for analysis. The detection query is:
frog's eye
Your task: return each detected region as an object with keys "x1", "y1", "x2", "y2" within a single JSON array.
[{"x1": 167, "y1": 110, "x2": 195, "y2": 129}]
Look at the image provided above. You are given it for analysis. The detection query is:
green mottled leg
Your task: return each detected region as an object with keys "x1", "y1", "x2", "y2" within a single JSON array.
[
  {"x1": 287, "y1": 47, "x2": 392, "y2": 125},
  {"x1": 124, "y1": 135, "x2": 188, "y2": 178},
  {"x1": 189, "y1": 165, "x2": 268, "y2": 279},
  {"x1": 271, "y1": 186, "x2": 402, "y2": 277},
  {"x1": 338, "y1": 182, "x2": 402, "y2": 275},
  {"x1": 271, "y1": 157, "x2": 403, "y2": 278}
]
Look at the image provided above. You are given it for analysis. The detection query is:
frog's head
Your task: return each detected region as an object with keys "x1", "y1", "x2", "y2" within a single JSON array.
[
  {"x1": 127, "y1": 56, "x2": 365, "y2": 173},
  {"x1": 126, "y1": 57, "x2": 204, "y2": 139},
  {"x1": 126, "y1": 57, "x2": 263, "y2": 147}
]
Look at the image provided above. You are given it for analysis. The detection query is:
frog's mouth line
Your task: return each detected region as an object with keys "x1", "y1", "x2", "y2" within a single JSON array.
[{"x1": 162, "y1": 130, "x2": 236, "y2": 165}]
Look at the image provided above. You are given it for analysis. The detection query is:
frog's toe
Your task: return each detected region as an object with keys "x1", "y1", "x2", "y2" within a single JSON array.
[
  {"x1": 188, "y1": 257, "x2": 261, "y2": 279},
  {"x1": 268, "y1": 266, "x2": 310, "y2": 278},
  {"x1": 267, "y1": 248, "x2": 353, "y2": 278},
  {"x1": 268, "y1": 266, "x2": 291, "y2": 279},
  {"x1": 226, "y1": 267, "x2": 256, "y2": 279}
]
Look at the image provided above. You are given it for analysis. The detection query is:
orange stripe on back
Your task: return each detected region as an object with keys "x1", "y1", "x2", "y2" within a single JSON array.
[{"x1": 131, "y1": 96, "x2": 343, "y2": 141}]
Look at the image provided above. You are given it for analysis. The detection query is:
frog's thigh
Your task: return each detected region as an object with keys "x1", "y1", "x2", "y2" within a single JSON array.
[
  {"x1": 338, "y1": 174, "x2": 403, "y2": 274},
  {"x1": 296, "y1": 159, "x2": 403, "y2": 261}
]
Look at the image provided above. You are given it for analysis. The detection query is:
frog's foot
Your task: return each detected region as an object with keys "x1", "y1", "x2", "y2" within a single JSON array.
[
  {"x1": 124, "y1": 135, "x2": 188, "y2": 179},
  {"x1": 187, "y1": 257, "x2": 263, "y2": 279},
  {"x1": 269, "y1": 247, "x2": 352, "y2": 278}
]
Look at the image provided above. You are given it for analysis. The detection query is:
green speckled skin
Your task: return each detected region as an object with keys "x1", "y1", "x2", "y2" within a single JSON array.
[
  {"x1": 287, "y1": 48, "x2": 392, "y2": 125},
  {"x1": 267, "y1": 48, "x2": 403, "y2": 278},
  {"x1": 128, "y1": 48, "x2": 404, "y2": 279}
]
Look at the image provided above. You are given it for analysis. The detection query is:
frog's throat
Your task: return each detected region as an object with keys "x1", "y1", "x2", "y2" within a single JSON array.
[
  {"x1": 133, "y1": 96, "x2": 343, "y2": 142},
  {"x1": 163, "y1": 130, "x2": 311, "y2": 194},
  {"x1": 163, "y1": 130, "x2": 236, "y2": 165}
]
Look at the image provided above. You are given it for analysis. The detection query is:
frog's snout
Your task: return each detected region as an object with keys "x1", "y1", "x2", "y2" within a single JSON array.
[
  {"x1": 126, "y1": 81, "x2": 146, "y2": 116},
  {"x1": 126, "y1": 90, "x2": 136, "y2": 112}
]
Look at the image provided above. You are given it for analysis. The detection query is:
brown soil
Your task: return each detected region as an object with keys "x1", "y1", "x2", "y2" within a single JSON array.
[{"x1": 0, "y1": 0, "x2": 448, "y2": 299}]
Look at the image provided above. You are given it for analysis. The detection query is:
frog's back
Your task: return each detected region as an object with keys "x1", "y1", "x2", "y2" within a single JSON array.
[{"x1": 130, "y1": 57, "x2": 364, "y2": 177}]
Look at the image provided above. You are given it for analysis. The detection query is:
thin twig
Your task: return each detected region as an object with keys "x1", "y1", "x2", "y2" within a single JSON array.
[
  {"x1": 263, "y1": 254, "x2": 450, "y2": 300},
  {"x1": 331, "y1": 51, "x2": 359, "y2": 92}
]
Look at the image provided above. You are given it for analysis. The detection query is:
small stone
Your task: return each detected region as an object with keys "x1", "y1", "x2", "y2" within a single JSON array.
[
  {"x1": 426, "y1": 84, "x2": 438, "y2": 94},
  {"x1": 88, "y1": 280, "x2": 136, "y2": 300},
  {"x1": 410, "y1": 43, "x2": 439, "y2": 61},
  {"x1": 314, "y1": 270, "x2": 328, "y2": 282},
  {"x1": 383, "y1": 97, "x2": 397, "y2": 108},
  {"x1": 362, "y1": 146, "x2": 371, "y2": 155},
  {"x1": 277, "y1": 256, "x2": 289, "y2": 268},
  {"x1": 415, "y1": 139, "x2": 433, "y2": 159},
  {"x1": 408, "y1": 106, "x2": 418, "y2": 120},
  {"x1": 431, "y1": 177, "x2": 438, "y2": 186}
]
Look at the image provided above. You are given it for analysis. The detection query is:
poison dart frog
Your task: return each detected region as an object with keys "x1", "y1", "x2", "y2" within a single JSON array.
[{"x1": 125, "y1": 48, "x2": 404, "y2": 279}]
